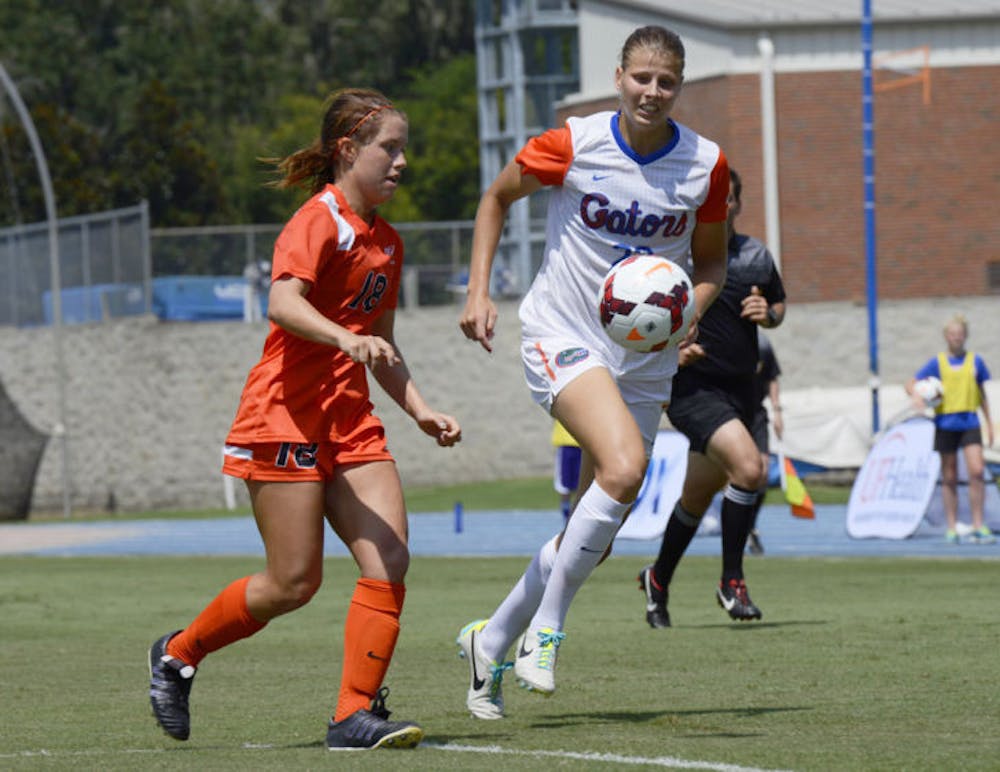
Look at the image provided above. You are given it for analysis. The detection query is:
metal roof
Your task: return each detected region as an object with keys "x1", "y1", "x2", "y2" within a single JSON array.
[{"x1": 605, "y1": 0, "x2": 1000, "y2": 28}]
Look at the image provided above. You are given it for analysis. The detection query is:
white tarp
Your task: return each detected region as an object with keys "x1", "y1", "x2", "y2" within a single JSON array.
[{"x1": 776, "y1": 381, "x2": 1000, "y2": 469}]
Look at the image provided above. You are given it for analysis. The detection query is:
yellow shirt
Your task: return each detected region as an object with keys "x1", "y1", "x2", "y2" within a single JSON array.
[{"x1": 936, "y1": 352, "x2": 980, "y2": 415}]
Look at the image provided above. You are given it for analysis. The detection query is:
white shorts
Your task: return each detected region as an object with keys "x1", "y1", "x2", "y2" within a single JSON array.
[{"x1": 521, "y1": 334, "x2": 671, "y2": 452}]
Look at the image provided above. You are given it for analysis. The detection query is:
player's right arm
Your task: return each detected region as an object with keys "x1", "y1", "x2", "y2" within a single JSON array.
[
  {"x1": 268, "y1": 276, "x2": 398, "y2": 367},
  {"x1": 460, "y1": 160, "x2": 544, "y2": 352}
]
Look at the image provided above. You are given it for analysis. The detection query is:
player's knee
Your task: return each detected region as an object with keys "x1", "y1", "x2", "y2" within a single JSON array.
[
  {"x1": 379, "y1": 540, "x2": 411, "y2": 583},
  {"x1": 731, "y1": 456, "x2": 766, "y2": 490},
  {"x1": 594, "y1": 451, "x2": 647, "y2": 502},
  {"x1": 269, "y1": 574, "x2": 322, "y2": 614}
]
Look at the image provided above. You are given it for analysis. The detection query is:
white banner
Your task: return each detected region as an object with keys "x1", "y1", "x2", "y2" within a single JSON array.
[
  {"x1": 846, "y1": 417, "x2": 941, "y2": 539},
  {"x1": 616, "y1": 430, "x2": 689, "y2": 541}
]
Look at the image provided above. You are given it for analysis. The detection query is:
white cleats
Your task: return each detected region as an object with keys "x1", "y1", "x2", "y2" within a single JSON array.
[
  {"x1": 513, "y1": 626, "x2": 565, "y2": 696},
  {"x1": 456, "y1": 619, "x2": 511, "y2": 719}
]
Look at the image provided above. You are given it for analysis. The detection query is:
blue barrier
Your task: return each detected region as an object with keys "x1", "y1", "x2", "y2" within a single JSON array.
[
  {"x1": 42, "y1": 283, "x2": 148, "y2": 324},
  {"x1": 152, "y1": 276, "x2": 266, "y2": 321},
  {"x1": 42, "y1": 276, "x2": 269, "y2": 324}
]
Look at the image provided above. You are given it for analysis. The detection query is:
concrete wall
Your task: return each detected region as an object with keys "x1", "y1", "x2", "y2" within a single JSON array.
[{"x1": 1, "y1": 296, "x2": 997, "y2": 515}]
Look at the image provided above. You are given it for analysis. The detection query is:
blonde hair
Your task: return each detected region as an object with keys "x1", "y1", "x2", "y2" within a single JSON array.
[
  {"x1": 268, "y1": 88, "x2": 403, "y2": 194},
  {"x1": 943, "y1": 313, "x2": 969, "y2": 335}
]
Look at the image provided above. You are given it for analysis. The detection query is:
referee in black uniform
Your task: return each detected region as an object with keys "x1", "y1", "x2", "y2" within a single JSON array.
[{"x1": 638, "y1": 168, "x2": 786, "y2": 627}]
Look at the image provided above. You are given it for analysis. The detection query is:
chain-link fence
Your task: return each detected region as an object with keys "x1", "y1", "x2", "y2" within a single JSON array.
[
  {"x1": 1, "y1": 209, "x2": 527, "y2": 327},
  {"x1": 150, "y1": 219, "x2": 489, "y2": 309},
  {"x1": 0, "y1": 202, "x2": 151, "y2": 326}
]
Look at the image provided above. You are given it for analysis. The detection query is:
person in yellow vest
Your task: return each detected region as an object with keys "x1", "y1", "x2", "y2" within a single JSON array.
[{"x1": 907, "y1": 314, "x2": 994, "y2": 544}]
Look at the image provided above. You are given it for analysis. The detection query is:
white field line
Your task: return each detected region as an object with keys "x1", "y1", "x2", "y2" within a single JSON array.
[
  {"x1": 424, "y1": 742, "x2": 789, "y2": 771},
  {"x1": 2, "y1": 743, "x2": 793, "y2": 771}
]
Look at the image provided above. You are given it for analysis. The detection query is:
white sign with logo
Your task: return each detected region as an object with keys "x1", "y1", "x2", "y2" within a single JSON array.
[
  {"x1": 846, "y1": 418, "x2": 941, "y2": 539},
  {"x1": 616, "y1": 430, "x2": 689, "y2": 541}
]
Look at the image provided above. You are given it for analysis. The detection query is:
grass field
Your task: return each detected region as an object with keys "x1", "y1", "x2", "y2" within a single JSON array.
[{"x1": 2, "y1": 553, "x2": 998, "y2": 770}]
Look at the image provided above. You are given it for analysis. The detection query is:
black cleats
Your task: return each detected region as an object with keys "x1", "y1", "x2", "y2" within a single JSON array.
[
  {"x1": 638, "y1": 565, "x2": 671, "y2": 628},
  {"x1": 148, "y1": 631, "x2": 196, "y2": 741},
  {"x1": 716, "y1": 578, "x2": 762, "y2": 621},
  {"x1": 326, "y1": 687, "x2": 423, "y2": 751}
]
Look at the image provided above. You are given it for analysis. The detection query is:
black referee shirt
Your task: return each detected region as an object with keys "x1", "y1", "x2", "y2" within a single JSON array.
[{"x1": 689, "y1": 232, "x2": 786, "y2": 380}]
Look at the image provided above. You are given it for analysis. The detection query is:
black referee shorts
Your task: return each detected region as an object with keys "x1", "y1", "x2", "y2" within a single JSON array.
[
  {"x1": 749, "y1": 407, "x2": 769, "y2": 454},
  {"x1": 666, "y1": 370, "x2": 757, "y2": 455}
]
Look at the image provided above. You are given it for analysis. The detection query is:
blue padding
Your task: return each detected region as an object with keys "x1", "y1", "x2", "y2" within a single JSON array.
[
  {"x1": 42, "y1": 283, "x2": 148, "y2": 324},
  {"x1": 151, "y1": 276, "x2": 267, "y2": 321}
]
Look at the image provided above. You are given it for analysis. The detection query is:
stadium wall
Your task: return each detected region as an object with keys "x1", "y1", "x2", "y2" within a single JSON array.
[{"x1": 1, "y1": 296, "x2": 997, "y2": 515}]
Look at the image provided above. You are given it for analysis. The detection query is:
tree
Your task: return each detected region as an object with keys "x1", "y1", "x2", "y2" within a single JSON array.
[
  {"x1": 382, "y1": 54, "x2": 480, "y2": 222},
  {"x1": 0, "y1": 0, "x2": 478, "y2": 227}
]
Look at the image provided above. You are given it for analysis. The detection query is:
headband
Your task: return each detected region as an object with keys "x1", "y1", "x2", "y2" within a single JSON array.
[{"x1": 345, "y1": 103, "x2": 393, "y2": 138}]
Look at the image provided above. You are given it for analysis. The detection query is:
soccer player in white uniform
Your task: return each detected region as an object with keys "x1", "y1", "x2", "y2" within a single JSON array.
[{"x1": 457, "y1": 25, "x2": 729, "y2": 718}]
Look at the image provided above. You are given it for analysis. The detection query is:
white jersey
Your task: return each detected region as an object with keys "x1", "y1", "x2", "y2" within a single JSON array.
[{"x1": 517, "y1": 111, "x2": 728, "y2": 383}]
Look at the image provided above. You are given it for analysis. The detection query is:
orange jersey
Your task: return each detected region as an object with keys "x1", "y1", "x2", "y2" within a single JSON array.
[{"x1": 227, "y1": 184, "x2": 403, "y2": 443}]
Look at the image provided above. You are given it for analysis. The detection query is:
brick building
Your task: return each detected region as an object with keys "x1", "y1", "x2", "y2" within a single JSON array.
[{"x1": 556, "y1": 0, "x2": 1000, "y2": 302}]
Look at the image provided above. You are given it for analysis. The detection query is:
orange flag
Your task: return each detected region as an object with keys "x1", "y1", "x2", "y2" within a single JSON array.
[{"x1": 779, "y1": 452, "x2": 815, "y2": 519}]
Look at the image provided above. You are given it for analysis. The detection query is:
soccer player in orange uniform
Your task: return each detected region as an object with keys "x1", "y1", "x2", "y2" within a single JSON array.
[{"x1": 147, "y1": 88, "x2": 461, "y2": 751}]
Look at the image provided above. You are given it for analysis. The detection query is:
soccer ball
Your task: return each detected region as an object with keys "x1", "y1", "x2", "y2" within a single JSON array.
[
  {"x1": 914, "y1": 376, "x2": 943, "y2": 408},
  {"x1": 598, "y1": 255, "x2": 695, "y2": 352}
]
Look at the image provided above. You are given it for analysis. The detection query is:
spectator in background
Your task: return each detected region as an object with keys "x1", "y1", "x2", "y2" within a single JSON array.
[
  {"x1": 147, "y1": 88, "x2": 461, "y2": 752},
  {"x1": 907, "y1": 314, "x2": 994, "y2": 544},
  {"x1": 746, "y1": 332, "x2": 783, "y2": 555}
]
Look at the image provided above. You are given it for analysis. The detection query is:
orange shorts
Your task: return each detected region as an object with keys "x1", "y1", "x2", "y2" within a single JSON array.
[{"x1": 222, "y1": 417, "x2": 393, "y2": 481}]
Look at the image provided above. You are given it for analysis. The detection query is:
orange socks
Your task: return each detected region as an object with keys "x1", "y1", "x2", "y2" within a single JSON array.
[
  {"x1": 166, "y1": 576, "x2": 266, "y2": 668},
  {"x1": 333, "y1": 578, "x2": 406, "y2": 722}
]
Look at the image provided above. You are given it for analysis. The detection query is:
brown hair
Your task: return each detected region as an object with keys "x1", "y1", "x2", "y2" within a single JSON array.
[
  {"x1": 729, "y1": 168, "x2": 742, "y2": 202},
  {"x1": 620, "y1": 25, "x2": 686, "y2": 72},
  {"x1": 270, "y1": 88, "x2": 403, "y2": 194}
]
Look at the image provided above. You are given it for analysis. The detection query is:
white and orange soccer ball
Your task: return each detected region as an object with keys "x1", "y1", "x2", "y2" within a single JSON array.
[{"x1": 598, "y1": 255, "x2": 695, "y2": 352}]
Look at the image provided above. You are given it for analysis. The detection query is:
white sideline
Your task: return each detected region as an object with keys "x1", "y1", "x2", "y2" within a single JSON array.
[
  {"x1": 424, "y1": 742, "x2": 789, "y2": 771},
  {"x1": 2, "y1": 743, "x2": 789, "y2": 770}
]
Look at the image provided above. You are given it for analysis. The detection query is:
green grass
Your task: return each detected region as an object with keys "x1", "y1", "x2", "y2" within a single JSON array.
[{"x1": 2, "y1": 554, "x2": 998, "y2": 770}]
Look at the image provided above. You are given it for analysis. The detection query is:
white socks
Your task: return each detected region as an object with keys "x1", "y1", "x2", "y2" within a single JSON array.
[
  {"x1": 479, "y1": 483, "x2": 630, "y2": 660},
  {"x1": 531, "y1": 482, "x2": 629, "y2": 632},
  {"x1": 479, "y1": 535, "x2": 558, "y2": 663}
]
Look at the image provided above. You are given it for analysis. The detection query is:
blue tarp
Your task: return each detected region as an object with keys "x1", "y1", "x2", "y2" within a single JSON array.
[
  {"x1": 42, "y1": 283, "x2": 148, "y2": 324},
  {"x1": 151, "y1": 276, "x2": 266, "y2": 321},
  {"x1": 42, "y1": 276, "x2": 268, "y2": 324}
]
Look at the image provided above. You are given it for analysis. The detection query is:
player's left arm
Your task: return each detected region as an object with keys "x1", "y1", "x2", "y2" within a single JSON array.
[
  {"x1": 979, "y1": 387, "x2": 993, "y2": 447},
  {"x1": 369, "y1": 309, "x2": 462, "y2": 447},
  {"x1": 976, "y1": 356, "x2": 993, "y2": 447},
  {"x1": 688, "y1": 219, "x2": 727, "y2": 322}
]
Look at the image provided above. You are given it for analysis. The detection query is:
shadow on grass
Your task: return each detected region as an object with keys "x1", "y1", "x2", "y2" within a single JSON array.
[
  {"x1": 685, "y1": 619, "x2": 829, "y2": 631},
  {"x1": 424, "y1": 731, "x2": 517, "y2": 744},
  {"x1": 528, "y1": 704, "x2": 811, "y2": 730}
]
